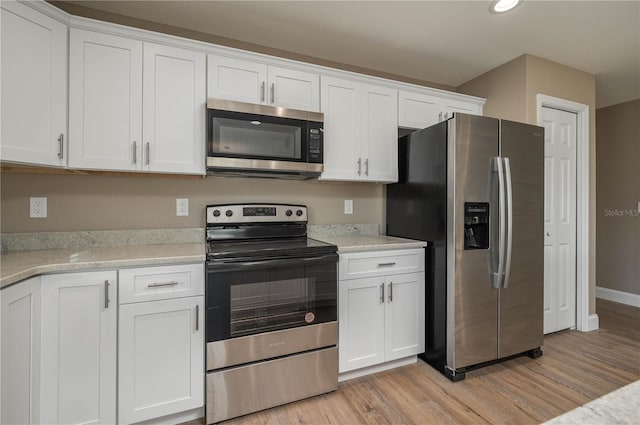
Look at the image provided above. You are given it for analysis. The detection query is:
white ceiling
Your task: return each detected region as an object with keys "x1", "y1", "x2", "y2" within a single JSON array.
[{"x1": 64, "y1": 0, "x2": 640, "y2": 109}]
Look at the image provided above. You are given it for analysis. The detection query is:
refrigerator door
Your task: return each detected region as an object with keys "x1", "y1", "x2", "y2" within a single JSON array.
[
  {"x1": 498, "y1": 120, "x2": 544, "y2": 358},
  {"x1": 447, "y1": 114, "x2": 500, "y2": 370}
]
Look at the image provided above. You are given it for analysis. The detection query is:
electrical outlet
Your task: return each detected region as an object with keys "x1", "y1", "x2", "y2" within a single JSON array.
[
  {"x1": 30, "y1": 197, "x2": 47, "y2": 218},
  {"x1": 344, "y1": 199, "x2": 353, "y2": 215},
  {"x1": 176, "y1": 198, "x2": 189, "y2": 216}
]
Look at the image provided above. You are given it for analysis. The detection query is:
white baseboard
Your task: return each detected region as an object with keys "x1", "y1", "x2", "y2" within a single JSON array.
[
  {"x1": 338, "y1": 356, "x2": 417, "y2": 382},
  {"x1": 587, "y1": 313, "x2": 600, "y2": 331},
  {"x1": 596, "y1": 286, "x2": 640, "y2": 308}
]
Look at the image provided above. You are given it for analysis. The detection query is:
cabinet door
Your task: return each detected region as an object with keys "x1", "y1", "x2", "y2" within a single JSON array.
[
  {"x1": 385, "y1": 273, "x2": 425, "y2": 361},
  {"x1": 1, "y1": 277, "x2": 41, "y2": 425},
  {"x1": 207, "y1": 55, "x2": 267, "y2": 104},
  {"x1": 143, "y1": 43, "x2": 206, "y2": 174},
  {"x1": 361, "y1": 84, "x2": 398, "y2": 182},
  {"x1": 338, "y1": 277, "x2": 385, "y2": 372},
  {"x1": 119, "y1": 297, "x2": 204, "y2": 424},
  {"x1": 398, "y1": 90, "x2": 441, "y2": 130},
  {"x1": 1, "y1": 2, "x2": 67, "y2": 166},
  {"x1": 69, "y1": 29, "x2": 143, "y2": 171},
  {"x1": 268, "y1": 66, "x2": 320, "y2": 111},
  {"x1": 319, "y1": 76, "x2": 361, "y2": 181},
  {"x1": 443, "y1": 98, "x2": 482, "y2": 118},
  {"x1": 40, "y1": 271, "x2": 117, "y2": 425}
]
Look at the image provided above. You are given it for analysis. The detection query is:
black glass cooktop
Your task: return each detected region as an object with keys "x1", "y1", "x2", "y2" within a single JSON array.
[{"x1": 206, "y1": 237, "x2": 337, "y2": 261}]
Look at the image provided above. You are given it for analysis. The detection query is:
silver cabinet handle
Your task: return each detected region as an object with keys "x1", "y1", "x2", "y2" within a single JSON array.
[
  {"x1": 357, "y1": 158, "x2": 362, "y2": 175},
  {"x1": 261, "y1": 82, "x2": 265, "y2": 102},
  {"x1": 365, "y1": 158, "x2": 369, "y2": 176},
  {"x1": 57, "y1": 134, "x2": 64, "y2": 159},
  {"x1": 132, "y1": 141, "x2": 137, "y2": 164},
  {"x1": 270, "y1": 83, "x2": 275, "y2": 104},
  {"x1": 377, "y1": 262, "x2": 396, "y2": 267},
  {"x1": 147, "y1": 281, "x2": 179, "y2": 288},
  {"x1": 195, "y1": 304, "x2": 200, "y2": 331},
  {"x1": 388, "y1": 282, "x2": 393, "y2": 302},
  {"x1": 145, "y1": 142, "x2": 150, "y2": 165},
  {"x1": 546, "y1": 231, "x2": 552, "y2": 236},
  {"x1": 380, "y1": 283, "x2": 385, "y2": 304},
  {"x1": 438, "y1": 112, "x2": 443, "y2": 121},
  {"x1": 104, "y1": 280, "x2": 110, "y2": 309}
]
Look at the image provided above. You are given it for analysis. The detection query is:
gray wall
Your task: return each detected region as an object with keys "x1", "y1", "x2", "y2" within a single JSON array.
[
  {"x1": 0, "y1": 172, "x2": 384, "y2": 232},
  {"x1": 596, "y1": 99, "x2": 640, "y2": 295}
]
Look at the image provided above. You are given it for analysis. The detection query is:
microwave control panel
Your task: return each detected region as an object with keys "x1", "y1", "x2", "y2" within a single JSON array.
[{"x1": 308, "y1": 127, "x2": 323, "y2": 163}]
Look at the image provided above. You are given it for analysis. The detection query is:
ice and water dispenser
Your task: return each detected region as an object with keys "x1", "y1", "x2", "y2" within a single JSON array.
[{"x1": 464, "y1": 202, "x2": 489, "y2": 250}]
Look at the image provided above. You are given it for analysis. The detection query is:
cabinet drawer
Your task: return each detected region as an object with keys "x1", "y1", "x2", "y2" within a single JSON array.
[
  {"x1": 119, "y1": 264, "x2": 204, "y2": 304},
  {"x1": 339, "y1": 249, "x2": 424, "y2": 280}
]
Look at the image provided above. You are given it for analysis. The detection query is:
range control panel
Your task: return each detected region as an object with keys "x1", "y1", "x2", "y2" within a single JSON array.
[{"x1": 207, "y1": 204, "x2": 308, "y2": 224}]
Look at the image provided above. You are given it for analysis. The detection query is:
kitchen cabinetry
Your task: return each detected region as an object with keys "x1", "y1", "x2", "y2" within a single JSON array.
[
  {"x1": 118, "y1": 264, "x2": 204, "y2": 424},
  {"x1": 1, "y1": 277, "x2": 41, "y2": 425},
  {"x1": 338, "y1": 249, "x2": 425, "y2": 374},
  {"x1": 398, "y1": 90, "x2": 483, "y2": 130},
  {"x1": 207, "y1": 55, "x2": 320, "y2": 111},
  {"x1": 320, "y1": 76, "x2": 398, "y2": 182},
  {"x1": 40, "y1": 270, "x2": 117, "y2": 425},
  {"x1": 1, "y1": 1, "x2": 67, "y2": 167},
  {"x1": 69, "y1": 29, "x2": 205, "y2": 174}
]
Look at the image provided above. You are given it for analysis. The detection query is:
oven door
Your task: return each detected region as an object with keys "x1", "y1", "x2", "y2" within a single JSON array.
[{"x1": 206, "y1": 253, "x2": 337, "y2": 366}]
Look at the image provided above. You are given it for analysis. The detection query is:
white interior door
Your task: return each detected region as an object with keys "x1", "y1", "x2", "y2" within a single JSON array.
[{"x1": 541, "y1": 106, "x2": 577, "y2": 334}]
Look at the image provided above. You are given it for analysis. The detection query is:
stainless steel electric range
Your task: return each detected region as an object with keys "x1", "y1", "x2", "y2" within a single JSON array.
[{"x1": 204, "y1": 203, "x2": 338, "y2": 423}]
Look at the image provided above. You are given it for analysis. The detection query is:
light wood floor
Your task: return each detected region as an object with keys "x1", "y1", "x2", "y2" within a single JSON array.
[{"x1": 190, "y1": 299, "x2": 639, "y2": 424}]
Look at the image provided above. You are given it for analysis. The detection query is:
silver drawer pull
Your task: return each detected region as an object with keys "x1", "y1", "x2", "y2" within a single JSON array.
[
  {"x1": 377, "y1": 262, "x2": 396, "y2": 267},
  {"x1": 147, "y1": 281, "x2": 179, "y2": 288}
]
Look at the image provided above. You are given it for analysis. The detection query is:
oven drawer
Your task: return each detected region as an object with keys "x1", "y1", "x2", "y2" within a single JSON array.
[
  {"x1": 339, "y1": 248, "x2": 425, "y2": 280},
  {"x1": 206, "y1": 346, "x2": 337, "y2": 424},
  {"x1": 207, "y1": 321, "x2": 337, "y2": 370},
  {"x1": 119, "y1": 264, "x2": 204, "y2": 304}
]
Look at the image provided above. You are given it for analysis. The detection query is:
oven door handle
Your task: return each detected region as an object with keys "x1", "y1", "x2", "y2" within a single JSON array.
[{"x1": 207, "y1": 253, "x2": 338, "y2": 271}]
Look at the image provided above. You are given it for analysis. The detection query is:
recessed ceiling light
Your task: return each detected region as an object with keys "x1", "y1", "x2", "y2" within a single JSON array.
[{"x1": 490, "y1": 0, "x2": 522, "y2": 13}]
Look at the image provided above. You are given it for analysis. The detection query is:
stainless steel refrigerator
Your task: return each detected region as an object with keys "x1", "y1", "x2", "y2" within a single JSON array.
[{"x1": 387, "y1": 113, "x2": 544, "y2": 381}]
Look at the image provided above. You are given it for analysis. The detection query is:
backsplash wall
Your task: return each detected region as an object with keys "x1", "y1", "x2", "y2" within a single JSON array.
[{"x1": 0, "y1": 172, "x2": 385, "y2": 233}]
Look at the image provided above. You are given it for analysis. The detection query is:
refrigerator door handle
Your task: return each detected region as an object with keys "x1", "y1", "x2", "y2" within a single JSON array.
[
  {"x1": 492, "y1": 157, "x2": 506, "y2": 289},
  {"x1": 502, "y1": 157, "x2": 513, "y2": 288}
]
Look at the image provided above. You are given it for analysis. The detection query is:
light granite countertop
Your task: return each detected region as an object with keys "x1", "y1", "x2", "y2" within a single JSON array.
[
  {"x1": 314, "y1": 234, "x2": 428, "y2": 253},
  {"x1": 0, "y1": 225, "x2": 426, "y2": 289},
  {"x1": 0, "y1": 243, "x2": 205, "y2": 289}
]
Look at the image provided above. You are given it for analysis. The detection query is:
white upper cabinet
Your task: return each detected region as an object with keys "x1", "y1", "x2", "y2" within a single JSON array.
[
  {"x1": 207, "y1": 55, "x2": 320, "y2": 111},
  {"x1": 362, "y1": 84, "x2": 398, "y2": 182},
  {"x1": 1, "y1": 1, "x2": 67, "y2": 167},
  {"x1": 143, "y1": 43, "x2": 205, "y2": 174},
  {"x1": 69, "y1": 28, "x2": 143, "y2": 172},
  {"x1": 69, "y1": 29, "x2": 205, "y2": 174},
  {"x1": 398, "y1": 90, "x2": 483, "y2": 130},
  {"x1": 320, "y1": 76, "x2": 398, "y2": 183}
]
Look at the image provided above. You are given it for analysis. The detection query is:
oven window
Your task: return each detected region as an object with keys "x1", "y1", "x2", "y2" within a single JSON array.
[
  {"x1": 206, "y1": 259, "x2": 337, "y2": 343},
  {"x1": 211, "y1": 117, "x2": 302, "y2": 160},
  {"x1": 230, "y1": 277, "x2": 312, "y2": 337}
]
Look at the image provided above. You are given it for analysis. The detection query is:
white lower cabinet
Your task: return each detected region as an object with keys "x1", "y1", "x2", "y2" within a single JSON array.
[
  {"x1": 118, "y1": 264, "x2": 204, "y2": 424},
  {"x1": 1, "y1": 277, "x2": 41, "y2": 425},
  {"x1": 40, "y1": 270, "x2": 118, "y2": 425},
  {"x1": 338, "y1": 249, "x2": 425, "y2": 374}
]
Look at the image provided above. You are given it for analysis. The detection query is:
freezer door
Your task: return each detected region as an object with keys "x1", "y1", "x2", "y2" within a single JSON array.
[
  {"x1": 447, "y1": 114, "x2": 500, "y2": 369},
  {"x1": 498, "y1": 120, "x2": 544, "y2": 358}
]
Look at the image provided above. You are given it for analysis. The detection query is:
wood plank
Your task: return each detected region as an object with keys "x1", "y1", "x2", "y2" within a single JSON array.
[{"x1": 185, "y1": 300, "x2": 639, "y2": 424}]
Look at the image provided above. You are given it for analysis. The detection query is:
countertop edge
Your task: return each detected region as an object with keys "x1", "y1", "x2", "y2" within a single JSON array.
[{"x1": 1, "y1": 253, "x2": 206, "y2": 289}]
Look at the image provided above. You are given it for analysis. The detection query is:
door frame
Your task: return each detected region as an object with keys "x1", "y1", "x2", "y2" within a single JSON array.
[{"x1": 536, "y1": 94, "x2": 598, "y2": 332}]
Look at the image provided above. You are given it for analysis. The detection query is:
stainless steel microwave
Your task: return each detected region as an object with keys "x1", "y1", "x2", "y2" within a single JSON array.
[{"x1": 206, "y1": 99, "x2": 324, "y2": 179}]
